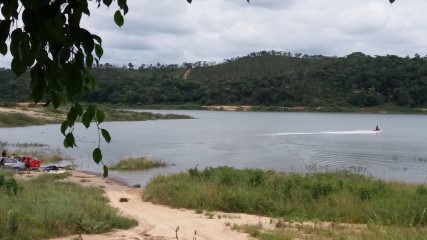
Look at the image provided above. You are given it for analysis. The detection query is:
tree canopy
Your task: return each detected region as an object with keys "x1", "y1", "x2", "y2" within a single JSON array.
[{"x1": 0, "y1": 0, "x2": 129, "y2": 177}]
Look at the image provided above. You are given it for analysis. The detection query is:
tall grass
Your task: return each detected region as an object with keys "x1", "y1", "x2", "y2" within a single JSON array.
[
  {"x1": 109, "y1": 157, "x2": 168, "y2": 170},
  {"x1": 105, "y1": 109, "x2": 192, "y2": 121},
  {"x1": 144, "y1": 166, "x2": 427, "y2": 226},
  {"x1": 11, "y1": 149, "x2": 73, "y2": 163},
  {"x1": 0, "y1": 172, "x2": 137, "y2": 239},
  {"x1": 234, "y1": 222, "x2": 427, "y2": 240},
  {"x1": 0, "y1": 113, "x2": 51, "y2": 127}
]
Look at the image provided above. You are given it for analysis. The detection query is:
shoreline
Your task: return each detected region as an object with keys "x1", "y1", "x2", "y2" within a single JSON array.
[
  {"x1": 17, "y1": 170, "x2": 264, "y2": 240},
  {"x1": 17, "y1": 170, "x2": 368, "y2": 240}
]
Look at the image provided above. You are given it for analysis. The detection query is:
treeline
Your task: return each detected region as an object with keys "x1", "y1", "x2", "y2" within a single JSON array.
[{"x1": 1, "y1": 51, "x2": 427, "y2": 109}]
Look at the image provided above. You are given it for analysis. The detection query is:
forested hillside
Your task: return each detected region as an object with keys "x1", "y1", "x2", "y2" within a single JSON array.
[{"x1": 1, "y1": 51, "x2": 427, "y2": 109}]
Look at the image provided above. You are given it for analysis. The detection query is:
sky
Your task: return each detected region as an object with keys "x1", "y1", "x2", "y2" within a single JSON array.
[{"x1": 1, "y1": 0, "x2": 427, "y2": 68}]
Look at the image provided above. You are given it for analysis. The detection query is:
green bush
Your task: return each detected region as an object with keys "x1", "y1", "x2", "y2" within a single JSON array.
[
  {"x1": 144, "y1": 167, "x2": 427, "y2": 226},
  {"x1": 109, "y1": 156, "x2": 168, "y2": 170},
  {"x1": 0, "y1": 173, "x2": 137, "y2": 239}
]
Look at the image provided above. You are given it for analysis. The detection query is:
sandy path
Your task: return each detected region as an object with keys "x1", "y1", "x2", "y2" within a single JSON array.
[{"x1": 41, "y1": 171, "x2": 271, "y2": 240}]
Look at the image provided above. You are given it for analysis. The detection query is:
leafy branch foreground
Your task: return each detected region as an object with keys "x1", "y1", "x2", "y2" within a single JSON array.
[
  {"x1": 0, "y1": 172, "x2": 137, "y2": 240},
  {"x1": 144, "y1": 167, "x2": 427, "y2": 226}
]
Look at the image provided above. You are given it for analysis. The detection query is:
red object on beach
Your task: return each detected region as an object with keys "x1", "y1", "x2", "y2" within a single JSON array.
[{"x1": 19, "y1": 155, "x2": 41, "y2": 170}]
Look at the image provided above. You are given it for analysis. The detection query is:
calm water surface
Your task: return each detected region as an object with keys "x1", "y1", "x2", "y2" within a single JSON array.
[{"x1": 1, "y1": 110, "x2": 427, "y2": 186}]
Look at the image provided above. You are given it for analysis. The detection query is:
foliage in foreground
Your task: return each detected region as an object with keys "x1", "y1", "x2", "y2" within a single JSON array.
[
  {"x1": 144, "y1": 167, "x2": 427, "y2": 226},
  {"x1": 233, "y1": 223, "x2": 427, "y2": 240},
  {"x1": 109, "y1": 156, "x2": 168, "y2": 171},
  {"x1": 0, "y1": 172, "x2": 137, "y2": 240}
]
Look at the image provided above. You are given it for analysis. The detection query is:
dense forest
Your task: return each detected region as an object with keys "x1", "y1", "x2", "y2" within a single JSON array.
[{"x1": 1, "y1": 51, "x2": 427, "y2": 110}]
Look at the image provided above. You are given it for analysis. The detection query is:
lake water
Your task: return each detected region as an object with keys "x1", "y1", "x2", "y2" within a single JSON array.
[{"x1": 1, "y1": 110, "x2": 427, "y2": 186}]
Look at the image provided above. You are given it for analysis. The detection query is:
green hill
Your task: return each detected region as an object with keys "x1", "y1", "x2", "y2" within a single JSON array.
[{"x1": 1, "y1": 51, "x2": 427, "y2": 111}]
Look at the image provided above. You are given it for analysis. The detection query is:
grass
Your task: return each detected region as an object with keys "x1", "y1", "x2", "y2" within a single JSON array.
[
  {"x1": 144, "y1": 166, "x2": 427, "y2": 239},
  {"x1": 0, "y1": 113, "x2": 54, "y2": 127},
  {"x1": 109, "y1": 156, "x2": 169, "y2": 171},
  {"x1": 143, "y1": 166, "x2": 427, "y2": 227},
  {"x1": 232, "y1": 222, "x2": 427, "y2": 240},
  {"x1": 11, "y1": 149, "x2": 73, "y2": 164},
  {"x1": 0, "y1": 171, "x2": 137, "y2": 240},
  {"x1": 105, "y1": 109, "x2": 192, "y2": 121}
]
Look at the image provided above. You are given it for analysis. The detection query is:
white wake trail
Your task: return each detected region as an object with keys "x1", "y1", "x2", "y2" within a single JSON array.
[{"x1": 268, "y1": 130, "x2": 382, "y2": 136}]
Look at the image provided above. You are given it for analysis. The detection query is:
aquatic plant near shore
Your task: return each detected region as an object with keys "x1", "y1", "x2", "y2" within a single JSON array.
[{"x1": 109, "y1": 156, "x2": 169, "y2": 171}]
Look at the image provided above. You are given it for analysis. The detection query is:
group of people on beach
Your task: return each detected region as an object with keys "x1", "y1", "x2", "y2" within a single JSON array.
[{"x1": 1, "y1": 149, "x2": 31, "y2": 173}]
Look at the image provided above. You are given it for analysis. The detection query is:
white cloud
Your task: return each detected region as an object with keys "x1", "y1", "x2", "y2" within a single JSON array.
[{"x1": 1, "y1": 0, "x2": 427, "y2": 68}]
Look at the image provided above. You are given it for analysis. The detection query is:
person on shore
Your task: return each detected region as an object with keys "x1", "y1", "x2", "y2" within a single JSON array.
[
  {"x1": 24, "y1": 158, "x2": 31, "y2": 173},
  {"x1": 2, "y1": 150, "x2": 6, "y2": 157},
  {"x1": 0, "y1": 157, "x2": 4, "y2": 169}
]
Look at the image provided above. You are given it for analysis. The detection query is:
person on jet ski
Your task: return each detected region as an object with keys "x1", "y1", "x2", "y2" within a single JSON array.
[{"x1": 375, "y1": 125, "x2": 380, "y2": 131}]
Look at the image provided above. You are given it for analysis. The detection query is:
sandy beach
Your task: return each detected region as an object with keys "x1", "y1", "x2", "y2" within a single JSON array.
[{"x1": 18, "y1": 170, "x2": 273, "y2": 240}]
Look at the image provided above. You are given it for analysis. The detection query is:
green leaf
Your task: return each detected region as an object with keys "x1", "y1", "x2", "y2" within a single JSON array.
[
  {"x1": 82, "y1": 105, "x2": 96, "y2": 128},
  {"x1": 87, "y1": 105, "x2": 96, "y2": 117},
  {"x1": 123, "y1": 5, "x2": 129, "y2": 15},
  {"x1": 0, "y1": 43, "x2": 7, "y2": 55},
  {"x1": 81, "y1": 112, "x2": 92, "y2": 128},
  {"x1": 118, "y1": 0, "x2": 128, "y2": 15},
  {"x1": 64, "y1": 133, "x2": 76, "y2": 148},
  {"x1": 36, "y1": 49, "x2": 48, "y2": 64},
  {"x1": 95, "y1": 44, "x2": 103, "y2": 59},
  {"x1": 60, "y1": 63, "x2": 83, "y2": 96},
  {"x1": 92, "y1": 34, "x2": 102, "y2": 44},
  {"x1": 60, "y1": 121, "x2": 68, "y2": 135},
  {"x1": 29, "y1": 65, "x2": 46, "y2": 103},
  {"x1": 86, "y1": 54, "x2": 93, "y2": 68},
  {"x1": 10, "y1": 29, "x2": 22, "y2": 58},
  {"x1": 11, "y1": 57, "x2": 27, "y2": 77},
  {"x1": 114, "y1": 10, "x2": 124, "y2": 27},
  {"x1": 28, "y1": 38, "x2": 41, "y2": 66},
  {"x1": 67, "y1": 106, "x2": 78, "y2": 122},
  {"x1": 101, "y1": 129, "x2": 111, "y2": 143},
  {"x1": 103, "y1": 0, "x2": 113, "y2": 7},
  {"x1": 80, "y1": 28, "x2": 95, "y2": 55},
  {"x1": 118, "y1": 0, "x2": 126, "y2": 9},
  {"x1": 93, "y1": 148, "x2": 102, "y2": 164},
  {"x1": 103, "y1": 165, "x2": 108, "y2": 178},
  {"x1": 77, "y1": 0, "x2": 90, "y2": 15},
  {"x1": 49, "y1": 91, "x2": 61, "y2": 109},
  {"x1": 75, "y1": 103, "x2": 83, "y2": 116},
  {"x1": 18, "y1": 34, "x2": 31, "y2": 66},
  {"x1": 96, "y1": 109, "x2": 105, "y2": 124},
  {"x1": 0, "y1": 20, "x2": 11, "y2": 43},
  {"x1": 22, "y1": 9, "x2": 37, "y2": 33}
]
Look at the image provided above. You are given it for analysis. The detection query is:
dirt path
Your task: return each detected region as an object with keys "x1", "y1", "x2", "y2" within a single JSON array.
[{"x1": 37, "y1": 171, "x2": 270, "y2": 240}]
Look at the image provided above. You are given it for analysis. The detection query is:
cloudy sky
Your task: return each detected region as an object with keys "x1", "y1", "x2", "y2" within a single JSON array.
[{"x1": 1, "y1": 0, "x2": 427, "y2": 68}]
